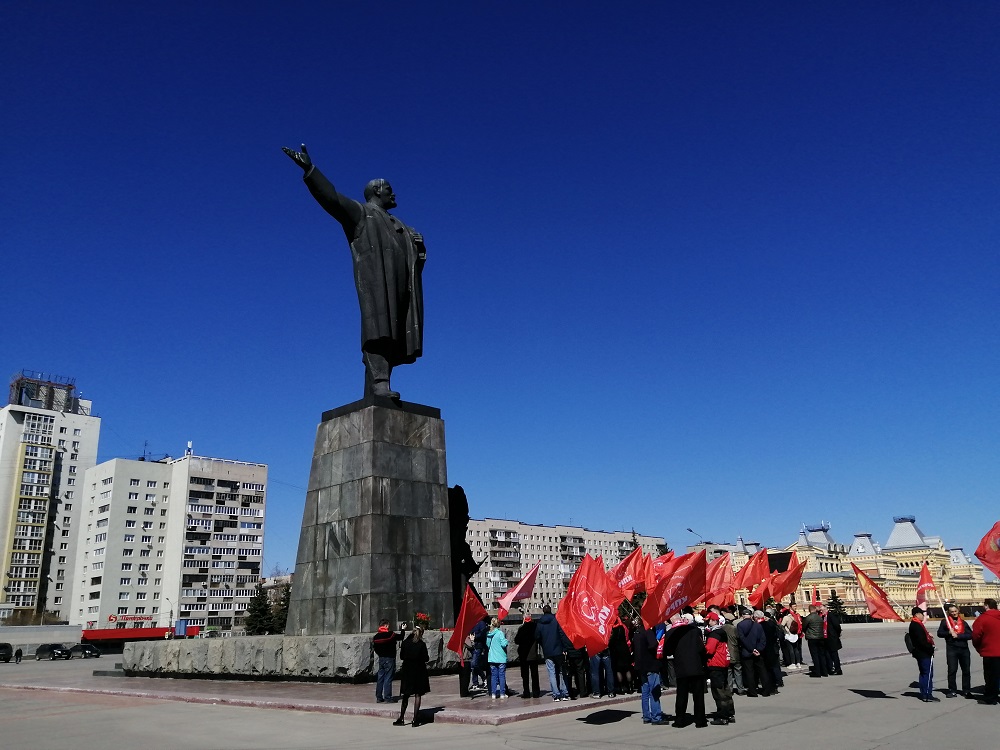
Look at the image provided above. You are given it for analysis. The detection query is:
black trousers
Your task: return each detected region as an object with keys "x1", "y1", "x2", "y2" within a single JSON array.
[
  {"x1": 520, "y1": 659, "x2": 540, "y2": 697},
  {"x1": 807, "y1": 639, "x2": 829, "y2": 676},
  {"x1": 945, "y1": 644, "x2": 971, "y2": 693},
  {"x1": 742, "y1": 654, "x2": 774, "y2": 696},
  {"x1": 983, "y1": 656, "x2": 1000, "y2": 703},
  {"x1": 566, "y1": 654, "x2": 589, "y2": 697},
  {"x1": 708, "y1": 668, "x2": 734, "y2": 718},
  {"x1": 674, "y1": 675, "x2": 707, "y2": 725}
]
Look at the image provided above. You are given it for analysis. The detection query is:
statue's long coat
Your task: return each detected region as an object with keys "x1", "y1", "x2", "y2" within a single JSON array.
[{"x1": 304, "y1": 167, "x2": 425, "y2": 366}]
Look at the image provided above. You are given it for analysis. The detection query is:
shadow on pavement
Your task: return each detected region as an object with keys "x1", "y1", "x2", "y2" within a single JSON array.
[
  {"x1": 576, "y1": 709, "x2": 638, "y2": 725},
  {"x1": 849, "y1": 689, "x2": 897, "y2": 699}
]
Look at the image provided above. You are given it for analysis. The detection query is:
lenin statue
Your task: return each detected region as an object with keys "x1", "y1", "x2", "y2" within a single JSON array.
[{"x1": 283, "y1": 144, "x2": 426, "y2": 400}]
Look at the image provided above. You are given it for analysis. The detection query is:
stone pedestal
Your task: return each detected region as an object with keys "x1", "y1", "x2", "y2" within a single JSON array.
[{"x1": 285, "y1": 396, "x2": 454, "y2": 635}]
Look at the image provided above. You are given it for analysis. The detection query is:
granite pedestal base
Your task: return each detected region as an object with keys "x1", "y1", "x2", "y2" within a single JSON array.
[{"x1": 286, "y1": 396, "x2": 454, "y2": 635}]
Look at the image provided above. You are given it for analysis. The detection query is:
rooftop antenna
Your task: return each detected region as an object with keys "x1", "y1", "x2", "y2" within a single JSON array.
[{"x1": 186, "y1": 441, "x2": 193, "y2": 456}]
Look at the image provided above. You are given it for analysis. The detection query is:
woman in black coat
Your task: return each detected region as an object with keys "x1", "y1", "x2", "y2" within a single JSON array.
[{"x1": 395, "y1": 626, "x2": 430, "y2": 727}]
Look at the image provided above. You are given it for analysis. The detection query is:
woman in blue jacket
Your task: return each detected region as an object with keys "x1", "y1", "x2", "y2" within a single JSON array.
[{"x1": 487, "y1": 616, "x2": 510, "y2": 699}]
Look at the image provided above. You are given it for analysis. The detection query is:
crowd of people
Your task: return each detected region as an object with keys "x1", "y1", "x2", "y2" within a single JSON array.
[
  {"x1": 373, "y1": 597, "x2": 1000, "y2": 727},
  {"x1": 469, "y1": 601, "x2": 843, "y2": 728}
]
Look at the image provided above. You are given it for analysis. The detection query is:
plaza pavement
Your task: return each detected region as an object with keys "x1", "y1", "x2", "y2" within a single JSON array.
[{"x1": 0, "y1": 623, "x2": 996, "y2": 750}]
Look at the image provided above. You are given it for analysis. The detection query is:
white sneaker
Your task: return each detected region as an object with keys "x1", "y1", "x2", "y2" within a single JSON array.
[{"x1": 500, "y1": 694, "x2": 508, "y2": 700}]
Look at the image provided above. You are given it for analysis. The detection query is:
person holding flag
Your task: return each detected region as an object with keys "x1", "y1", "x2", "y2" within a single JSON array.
[
  {"x1": 936, "y1": 603, "x2": 973, "y2": 699},
  {"x1": 909, "y1": 607, "x2": 939, "y2": 702}
]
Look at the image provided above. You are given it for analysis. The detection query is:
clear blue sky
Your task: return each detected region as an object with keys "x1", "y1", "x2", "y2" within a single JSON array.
[{"x1": 3, "y1": 3, "x2": 998, "y2": 574}]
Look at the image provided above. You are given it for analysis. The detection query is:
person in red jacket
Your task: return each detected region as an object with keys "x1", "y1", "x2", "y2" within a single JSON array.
[
  {"x1": 704, "y1": 612, "x2": 734, "y2": 725},
  {"x1": 972, "y1": 597, "x2": 1000, "y2": 705}
]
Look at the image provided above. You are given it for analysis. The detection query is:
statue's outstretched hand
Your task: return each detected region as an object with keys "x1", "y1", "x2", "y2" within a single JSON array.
[{"x1": 282, "y1": 143, "x2": 312, "y2": 171}]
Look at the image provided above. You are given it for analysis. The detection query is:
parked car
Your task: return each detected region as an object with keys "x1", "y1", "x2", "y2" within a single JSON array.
[
  {"x1": 68, "y1": 643, "x2": 101, "y2": 659},
  {"x1": 0, "y1": 643, "x2": 12, "y2": 663},
  {"x1": 34, "y1": 643, "x2": 72, "y2": 660}
]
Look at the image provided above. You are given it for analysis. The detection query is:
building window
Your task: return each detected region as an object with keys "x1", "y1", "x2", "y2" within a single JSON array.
[
  {"x1": 121, "y1": 563, "x2": 132, "y2": 571},
  {"x1": 130, "y1": 479, "x2": 140, "y2": 486},
  {"x1": 118, "y1": 607, "x2": 128, "y2": 614},
  {"x1": 120, "y1": 578, "x2": 131, "y2": 585},
  {"x1": 144, "y1": 507, "x2": 154, "y2": 516},
  {"x1": 122, "y1": 549, "x2": 133, "y2": 557},
  {"x1": 119, "y1": 592, "x2": 129, "y2": 600},
  {"x1": 124, "y1": 535, "x2": 135, "y2": 542},
  {"x1": 147, "y1": 481, "x2": 156, "y2": 488},
  {"x1": 127, "y1": 506, "x2": 137, "y2": 514},
  {"x1": 128, "y1": 493, "x2": 139, "y2": 500}
]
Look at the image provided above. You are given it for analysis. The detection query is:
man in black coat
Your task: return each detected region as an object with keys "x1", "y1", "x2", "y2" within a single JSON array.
[
  {"x1": 737, "y1": 610, "x2": 774, "y2": 697},
  {"x1": 514, "y1": 616, "x2": 541, "y2": 698},
  {"x1": 663, "y1": 616, "x2": 708, "y2": 728}
]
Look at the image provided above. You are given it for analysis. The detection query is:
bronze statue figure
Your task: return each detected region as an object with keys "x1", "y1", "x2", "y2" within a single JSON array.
[{"x1": 283, "y1": 144, "x2": 426, "y2": 399}]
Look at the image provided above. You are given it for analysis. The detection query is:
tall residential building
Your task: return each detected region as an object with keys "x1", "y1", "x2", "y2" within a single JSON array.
[
  {"x1": 76, "y1": 450, "x2": 267, "y2": 634},
  {"x1": 466, "y1": 518, "x2": 665, "y2": 612},
  {"x1": 0, "y1": 371, "x2": 100, "y2": 623}
]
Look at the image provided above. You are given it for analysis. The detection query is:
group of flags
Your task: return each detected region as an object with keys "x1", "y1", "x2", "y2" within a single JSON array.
[{"x1": 447, "y1": 520, "x2": 1000, "y2": 659}]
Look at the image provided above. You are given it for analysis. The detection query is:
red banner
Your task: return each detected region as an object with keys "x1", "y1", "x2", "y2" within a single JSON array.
[
  {"x1": 640, "y1": 550, "x2": 707, "y2": 627},
  {"x1": 915, "y1": 562, "x2": 935, "y2": 612},
  {"x1": 651, "y1": 552, "x2": 676, "y2": 584},
  {"x1": 557, "y1": 555, "x2": 625, "y2": 655},
  {"x1": 975, "y1": 521, "x2": 1000, "y2": 579},
  {"x1": 850, "y1": 563, "x2": 902, "y2": 621},
  {"x1": 447, "y1": 584, "x2": 488, "y2": 663}
]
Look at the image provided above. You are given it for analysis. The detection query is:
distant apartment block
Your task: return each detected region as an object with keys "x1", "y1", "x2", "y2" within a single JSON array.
[
  {"x1": 0, "y1": 371, "x2": 101, "y2": 622},
  {"x1": 77, "y1": 449, "x2": 267, "y2": 635},
  {"x1": 466, "y1": 518, "x2": 665, "y2": 612}
]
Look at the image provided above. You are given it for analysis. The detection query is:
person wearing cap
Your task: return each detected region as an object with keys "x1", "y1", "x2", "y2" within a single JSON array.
[
  {"x1": 373, "y1": 619, "x2": 406, "y2": 703},
  {"x1": 720, "y1": 606, "x2": 744, "y2": 695},
  {"x1": 514, "y1": 614, "x2": 541, "y2": 698},
  {"x1": 909, "y1": 607, "x2": 938, "y2": 702},
  {"x1": 704, "y1": 611, "x2": 734, "y2": 725},
  {"x1": 737, "y1": 610, "x2": 773, "y2": 697}
]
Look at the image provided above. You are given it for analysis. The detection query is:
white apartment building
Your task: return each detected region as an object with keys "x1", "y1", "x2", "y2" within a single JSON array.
[
  {"x1": 76, "y1": 450, "x2": 267, "y2": 634},
  {"x1": 466, "y1": 518, "x2": 665, "y2": 612},
  {"x1": 0, "y1": 372, "x2": 101, "y2": 623}
]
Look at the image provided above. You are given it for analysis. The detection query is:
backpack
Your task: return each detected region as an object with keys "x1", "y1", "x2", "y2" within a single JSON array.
[{"x1": 903, "y1": 632, "x2": 914, "y2": 655}]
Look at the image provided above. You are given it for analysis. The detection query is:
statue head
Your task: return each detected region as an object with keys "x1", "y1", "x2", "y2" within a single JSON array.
[{"x1": 364, "y1": 179, "x2": 396, "y2": 209}]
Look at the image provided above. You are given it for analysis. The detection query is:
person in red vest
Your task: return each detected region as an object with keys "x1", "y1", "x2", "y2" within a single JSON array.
[{"x1": 972, "y1": 597, "x2": 1000, "y2": 705}]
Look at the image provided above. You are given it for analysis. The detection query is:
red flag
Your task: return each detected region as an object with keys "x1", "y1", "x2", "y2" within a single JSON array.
[
  {"x1": 850, "y1": 563, "x2": 902, "y2": 621},
  {"x1": 811, "y1": 585, "x2": 821, "y2": 607},
  {"x1": 497, "y1": 561, "x2": 541, "y2": 621},
  {"x1": 641, "y1": 553, "x2": 656, "y2": 593},
  {"x1": 447, "y1": 584, "x2": 488, "y2": 664},
  {"x1": 975, "y1": 521, "x2": 1000, "y2": 579},
  {"x1": 608, "y1": 547, "x2": 644, "y2": 598},
  {"x1": 557, "y1": 555, "x2": 625, "y2": 655},
  {"x1": 704, "y1": 552, "x2": 733, "y2": 595},
  {"x1": 747, "y1": 576, "x2": 772, "y2": 610},
  {"x1": 640, "y1": 550, "x2": 708, "y2": 627},
  {"x1": 733, "y1": 548, "x2": 770, "y2": 591},
  {"x1": 651, "y1": 552, "x2": 676, "y2": 583},
  {"x1": 770, "y1": 557, "x2": 807, "y2": 603},
  {"x1": 915, "y1": 562, "x2": 936, "y2": 612}
]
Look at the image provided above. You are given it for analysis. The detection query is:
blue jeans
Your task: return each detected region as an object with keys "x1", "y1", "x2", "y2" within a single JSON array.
[
  {"x1": 376, "y1": 655, "x2": 395, "y2": 701},
  {"x1": 489, "y1": 662, "x2": 507, "y2": 697},
  {"x1": 917, "y1": 656, "x2": 934, "y2": 699},
  {"x1": 641, "y1": 671, "x2": 662, "y2": 722},
  {"x1": 470, "y1": 647, "x2": 486, "y2": 687},
  {"x1": 590, "y1": 653, "x2": 614, "y2": 696},
  {"x1": 545, "y1": 657, "x2": 569, "y2": 699}
]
